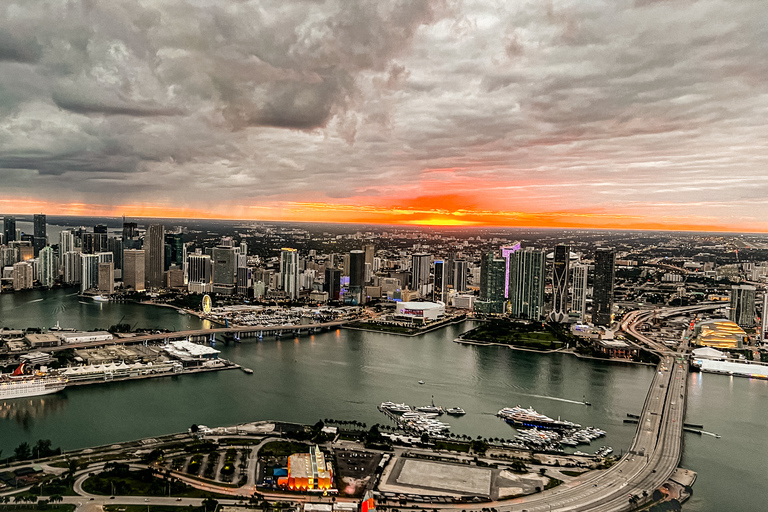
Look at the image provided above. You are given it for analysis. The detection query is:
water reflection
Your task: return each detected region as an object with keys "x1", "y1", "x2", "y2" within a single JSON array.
[{"x1": 0, "y1": 393, "x2": 68, "y2": 429}]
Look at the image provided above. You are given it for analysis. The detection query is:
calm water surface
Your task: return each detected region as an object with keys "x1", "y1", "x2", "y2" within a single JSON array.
[{"x1": 0, "y1": 289, "x2": 760, "y2": 511}]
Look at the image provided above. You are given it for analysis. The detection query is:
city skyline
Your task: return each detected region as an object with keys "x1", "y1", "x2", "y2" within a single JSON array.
[{"x1": 1, "y1": 1, "x2": 767, "y2": 231}]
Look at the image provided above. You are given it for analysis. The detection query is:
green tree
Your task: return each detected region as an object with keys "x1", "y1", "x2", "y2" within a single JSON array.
[
  {"x1": 14, "y1": 442, "x2": 31, "y2": 460},
  {"x1": 201, "y1": 497, "x2": 219, "y2": 512},
  {"x1": 34, "y1": 439, "x2": 53, "y2": 459}
]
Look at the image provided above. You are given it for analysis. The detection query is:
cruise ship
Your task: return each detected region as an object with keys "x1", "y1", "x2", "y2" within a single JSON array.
[
  {"x1": 0, "y1": 365, "x2": 67, "y2": 400},
  {"x1": 497, "y1": 406, "x2": 581, "y2": 431}
]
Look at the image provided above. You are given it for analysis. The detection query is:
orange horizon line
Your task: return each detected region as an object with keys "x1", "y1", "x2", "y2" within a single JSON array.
[{"x1": 3, "y1": 211, "x2": 767, "y2": 234}]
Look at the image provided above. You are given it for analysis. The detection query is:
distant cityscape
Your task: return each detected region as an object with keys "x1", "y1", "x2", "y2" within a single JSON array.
[{"x1": 2, "y1": 214, "x2": 768, "y2": 512}]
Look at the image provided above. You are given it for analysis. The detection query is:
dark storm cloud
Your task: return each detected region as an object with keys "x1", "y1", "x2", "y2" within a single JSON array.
[
  {"x1": 0, "y1": 31, "x2": 42, "y2": 63},
  {"x1": 0, "y1": 0, "x2": 767, "y2": 227}
]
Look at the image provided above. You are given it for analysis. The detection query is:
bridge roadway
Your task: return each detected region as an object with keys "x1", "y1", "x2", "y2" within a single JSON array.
[
  {"x1": 42, "y1": 319, "x2": 348, "y2": 352},
  {"x1": 482, "y1": 306, "x2": 700, "y2": 511}
]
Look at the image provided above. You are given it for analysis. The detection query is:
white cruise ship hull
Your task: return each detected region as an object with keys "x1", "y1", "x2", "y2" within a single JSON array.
[{"x1": 0, "y1": 379, "x2": 67, "y2": 400}]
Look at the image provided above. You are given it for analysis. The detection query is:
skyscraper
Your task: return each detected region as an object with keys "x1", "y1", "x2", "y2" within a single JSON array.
[
  {"x1": 59, "y1": 230, "x2": 75, "y2": 254},
  {"x1": 212, "y1": 246, "x2": 237, "y2": 295},
  {"x1": 571, "y1": 263, "x2": 589, "y2": 322},
  {"x1": 280, "y1": 248, "x2": 299, "y2": 299},
  {"x1": 122, "y1": 220, "x2": 140, "y2": 250},
  {"x1": 63, "y1": 252, "x2": 81, "y2": 285},
  {"x1": 123, "y1": 249, "x2": 146, "y2": 291},
  {"x1": 500, "y1": 243, "x2": 521, "y2": 298},
  {"x1": 475, "y1": 252, "x2": 506, "y2": 314},
  {"x1": 433, "y1": 260, "x2": 445, "y2": 303},
  {"x1": 593, "y1": 248, "x2": 615, "y2": 326},
  {"x1": 3, "y1": 215, "x2": 16, "y2": 243},
  {"x1": 39, "y1": 246, "x2": 55, "y2": 288},
  {"x1": 144, "y1": 224, "x2": 165, "y2": 289},
  {"x1": 730, "y1": 285, "x2": 756, "y2": 327},
  {"x1": 324, "y1": 268, "x2": 341, "y2": 301},
  {"x1": 508, "y1": 248, "x2": 546, "y2": 320},
  {"x1": 237, "y1": 266, "x2": 252, "y2": 296},
  {"x1": 348, "y1": 249, "x2": 365, "y2": 303},
  {"x1": 81, "y1": 253, "x2": 100, "y2": 292},
  {"x1": 188, "y1": 254, "x2": 212, "y2": 284},
  {"x1": 411, "y1": 253, "x2": 431, "y2": 296},
  {"x1": 363, "y1": 244, "x2": 375, "y2": 277},
  {"x1": 164, "y1": 232, "x2": 184, "y2": 270},
  {"x1": 453, "y1": 260, "x2": 468, "y2": 292},
  {"x1": 33, "y1": 213, "x2": 46, "y2": 256},
  {"x1": 549, "y1": 245, "x2": 571, "y2": 322},
  {"x1": 98, "y1": 262, "x2": 115, "y2": 294}
]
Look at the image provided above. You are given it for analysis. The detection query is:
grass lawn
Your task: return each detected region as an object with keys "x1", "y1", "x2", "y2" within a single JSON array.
[
  {"x1": 258, "y1": 441, "x2": 310, "y2": 458},
  {"x1": 434, "y1": 441, "x2": 470, "y2": 453},
  {"x1": 345, "y1": 322, "x2": 415, "y2": 335},
  {"x1": 461, "y1": 322, "x2": 563, "y2": 350},
  {"x1": 0, "y1": 506, "x2": 75, "y2": 512},
  {"x1": 81, "y1": 469, "x2": 223, "y2": 498}
]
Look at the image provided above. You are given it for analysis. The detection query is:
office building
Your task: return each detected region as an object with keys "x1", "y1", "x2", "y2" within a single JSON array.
[
  {"x1": 164, "y1": 232, "x2": 184, "y2": 271},
  {"x1": 453, "y1": 260, "x2": 468, "y2": 292},
  {"x1": 3, "y1": 215, "x2": 16, "y2": 243},
  {"x1": 593, "y1": 248, "x2": 615, "y2": 326},
  {"x1": 33, "y1": 213, "x2": 46, "y2": 256},
  {"x1": 98, "y1": 262, "x2": 114, "y2": 294},
  {"x1": 508, "y1": 248, "x2": 546, "y2": 320},
  {"x1": 475, "y1": 252, "x2": 506, "y2": 314},
  {"x1": 212, "y1": 246, "x2": 237, "y2": 295},
  {"x1": 730, "y1": 285, "x2": 756, "y2": 327},
  {"x1": 411, "y1": 253, "x2": 431, "y2": 296},
  {"x1": 571, "y1": 263, "x2": 589, "y2": 322},
  {"x1": 38, "y1": 246, "x2": 56, "y2": 288},
  {"x1": 107, "y1": 237, "x2": 122, "y2": 276},
  {"x1": 123, "y1": 249, "x2": 146, "y2": 291},
  {"x1": 324, "y1": 268, "x2": 341, "y2": 301},
  {"x1": 549, "y1": 245, "x2": 570, "y2": 322},
  {"x1": 237, "y1": 266, "x2": 252, "y2": 296},
  {"x1": 144, "y1": 224, "x2": 165, "y2": 289},
  {"x1": 122, "y1": 220, "x2": 140, "y2": 249},
  {"x1": 280, "y1": 248, "x2": 299, "y2": 299},
  {"x1": 188, "y1": 254, "x2": 212, "y2": 285}
]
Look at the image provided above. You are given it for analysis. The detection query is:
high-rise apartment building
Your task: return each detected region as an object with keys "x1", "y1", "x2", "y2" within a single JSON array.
[
  {"x1": 59, "y1": 230, "x2": 75, "y2": 254},
  {"x1": 571, "y1": 263, "x2": 589, "y2": 322},
  {"x1": 144, "y1": 224, "x2": 165, "y2": 289},
  {"x1": 237, "y1": 266, "x2": 252, "y2": 296},
  {"x1": 475, "y1": 252, "x2": 506, "y2": 314},
  {"x1": 593, "y1": 248, "x2": 615, "y2": 326},
  {"x1": 433, "y1": 260, "x2": 446, "y2": 303},
  {"x1": 730, "y1": 285, "x2": 756, "y2": 327},
  {"x1": 123, "y1": 249, "x2": 146, "y2": 291},
  {"x1": 63, "y1": 251, "x2": 81, "y2": 285},
  {"x1": 348, "y1": 249, "x2": 365, "y2": 303},
  {"x1": 508, "y1": 248, "x2": 546, "y2": 320},
  {"x1": 363, "y1": 244, "x2": 375, "y2": 274},
  {"x1": 280, "y1": 248, "x2": 299, "y2": 299},
  {"x1": 411, "y1": 253, "x2": 431, "y2": 296},
  {"x1": 81, "y1": 254, "x2": 100, "y2": 292},
  {"x1": 12, "y1": 261, "x2": 33, "y2": 291},
  {"x1": 38, "y1": 246, "x2": 56, "y2": 288},
  {"x1": 33, "y1": 213, "x2": 46, "y2": 256},
  {"x1": 500, "y1": 243, "x2": 521, "y2": 298},
  {"x1": 549, "y1": 245, "x2": 571, "y2": 322}
]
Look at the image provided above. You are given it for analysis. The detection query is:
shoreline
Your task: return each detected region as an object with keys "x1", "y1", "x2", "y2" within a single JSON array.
[{"x1": 342, "y1": 315, "x2": 469, "y2": 337}]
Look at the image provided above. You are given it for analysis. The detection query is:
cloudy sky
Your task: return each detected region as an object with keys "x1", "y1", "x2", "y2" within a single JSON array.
[{"x1": 1, "y1": 0, "x2": 767, "y2": 231}]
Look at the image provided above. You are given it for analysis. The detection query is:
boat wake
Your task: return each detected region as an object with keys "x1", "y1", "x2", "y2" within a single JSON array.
[
  {"x1": 521, "y1": 393, "x2": 586, "y2": 405},
  {"x1": 27, "y1": 298, "x2": 44, "y2": 304}
]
